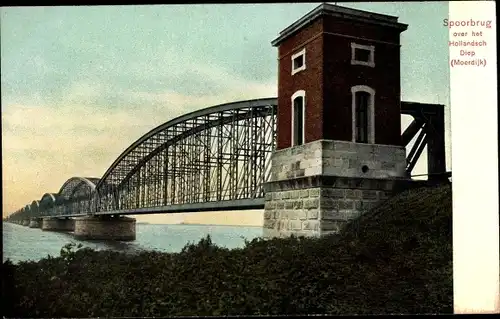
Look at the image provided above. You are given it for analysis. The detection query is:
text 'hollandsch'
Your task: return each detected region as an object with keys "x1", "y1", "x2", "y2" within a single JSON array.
[{"x1": 443, "y1": 18, "x2": 492, "y2": 29}]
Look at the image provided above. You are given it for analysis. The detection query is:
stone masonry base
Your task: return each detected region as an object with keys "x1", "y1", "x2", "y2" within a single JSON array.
[
  {"x1": 41, "y1": 217, "x2": 75, "y2": 231},
  {"x1": 263, "y1": 175, "x2": 401, "y2": 238},
  {"x1": 74, "y1": 216, "x2": 136, "y2": 241},
  {"x1": 29, "y1": 218, "x2": 41, "y2": 228},
  {"x1": 263, "y1": 140, "x2": 410, "y2": 238},
  {"x1": 269, "y1": 140, "x2": 407, "y2": 181}
]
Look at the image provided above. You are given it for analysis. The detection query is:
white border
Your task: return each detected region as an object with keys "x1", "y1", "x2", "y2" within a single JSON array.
[
  {"x1": 291, "y1": 90, "x2": 306, "y2": 146},
  {"x1": 291, "y1": 48, "x2": 306, "y2": 75},
  {"x1": 351, "y1": 85, "x2": 375, "y2": 144},
  {"x1": 450, "y1": 1, "x2": 499, "y2": 314},
  {"x1": 351, "y1": 43, "x2": 375, "y2": 67}
]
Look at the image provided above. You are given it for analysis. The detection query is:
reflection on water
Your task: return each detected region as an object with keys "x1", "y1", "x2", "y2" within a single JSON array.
[{"x1": 2, "y1": 222, "x2": 263, "y2": 264}]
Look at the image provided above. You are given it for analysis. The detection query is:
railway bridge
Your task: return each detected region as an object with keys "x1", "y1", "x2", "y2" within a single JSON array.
[
  {"x1": 6, "y1": 97, "x2": 448, "y2": 240},
  {"x1": 5, "y1": 4, "x2": 450, "y2": 240}
]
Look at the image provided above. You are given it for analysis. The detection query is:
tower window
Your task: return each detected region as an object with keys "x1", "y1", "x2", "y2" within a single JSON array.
[
  {"x1": 351, "y1": 86, "x2": 375, "y2": 144},
  {"x1": 291, "y1": 48, "x2": 306, "y2": 75},
  {"x1": 355, "y1": 48, "x2": 371, "y2": 62},
  {"x1": 355, "y1": 91, "x2": 369, "y2": 143},
  {"x1": 294, "y1": 55, "x2": 304, "y2": 69},
  {"x1": 351, "y1": 43, "x2": 375, "y2": 67},
  {"x1": 291, "y1": 90, "x2": 306, "y2": 146}
]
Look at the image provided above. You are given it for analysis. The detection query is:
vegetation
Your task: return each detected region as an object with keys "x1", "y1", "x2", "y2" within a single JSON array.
[{"x1": 2, "y1": 184, "x2": 452, "y2": 316}]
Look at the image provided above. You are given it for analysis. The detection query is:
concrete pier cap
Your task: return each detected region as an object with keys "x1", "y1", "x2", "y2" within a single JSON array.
[{"x1": 74, "y1": 215, "x2": 136, "y2": 241}]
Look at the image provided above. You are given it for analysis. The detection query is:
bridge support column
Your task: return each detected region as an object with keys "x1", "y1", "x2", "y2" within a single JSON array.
[
  {"x1": 29, "y1": 218, "x2": 42, "y2": 228},
  {"x1": 74, "y1": 216, "x2": 136, "y2": 241},
  {"x1": 41, "y1": 217, "x2": 75, "y2": 232},
  {"x1": 22, "y1": 219, "x2": 30, "y2": 226},
  {"x1": 427, "y1": 107, "x2": 447, "y2": 183},
  {"x1": 263, "y1": 140, "x2": 410, "y2": 238}
]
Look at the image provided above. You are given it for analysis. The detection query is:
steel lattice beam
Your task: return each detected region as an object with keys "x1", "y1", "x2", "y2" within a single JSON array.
[{"x1": 9, "y1": 98, "x2": 447, "y2": 220}]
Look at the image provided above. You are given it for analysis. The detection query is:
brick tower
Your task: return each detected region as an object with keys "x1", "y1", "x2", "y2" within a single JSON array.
[{"x1": 263, "y1": 3, "x2": 409, "y2": 238}]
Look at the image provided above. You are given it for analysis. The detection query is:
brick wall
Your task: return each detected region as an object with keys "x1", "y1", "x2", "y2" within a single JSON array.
[
  {"x1": 277, "y1": 18, "x2": 324, "y2": 149},
  {"x1": 275, "y1": 12, "x2": 406, "y2": 149},
  {"x1": 322, "y1": 30, "x2": 402, "y2": 145}
]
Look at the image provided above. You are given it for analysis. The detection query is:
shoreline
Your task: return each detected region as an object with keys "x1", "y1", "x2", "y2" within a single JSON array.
[
  {"x1": 139, "y1": 222, "x2": 263, "y2": 228},
  {"x1": 3, "y1": 185, "x2": 453, "y2": 317}
]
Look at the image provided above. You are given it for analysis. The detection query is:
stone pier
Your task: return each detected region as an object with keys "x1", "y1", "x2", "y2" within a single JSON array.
[
  {"x1": 29, "y1": 218, "x2": 42, "y2": 228},
  {"x1": 41, "y1": 217, "x2": 75, "y2": 232},
  {"x1": 263, "y1": 140, "x2": 410, "y2": 238},
  {"x1": 22, "y1": 219, "x2": 30, "y2": 226},
  {"x1": 74, "y1": 216, "x2": 136, "y2": 241}
]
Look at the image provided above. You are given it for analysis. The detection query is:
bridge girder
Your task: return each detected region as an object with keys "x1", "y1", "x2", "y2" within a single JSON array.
[
  {"x1": 96, "y1": 98, "x2": 277, "y2": 212},
  {"x1": 400, "y1": 101, "x2": 446, "y2": 180},
  {"x1": 58, "y1": 177, "x2": 99, "y2": 199},
  {"x1": 57, "y1": 177, "x2": 100, "y2": 216},
  {"x1": 11, "y1": 98, "x2": 447, "y2": 219}
]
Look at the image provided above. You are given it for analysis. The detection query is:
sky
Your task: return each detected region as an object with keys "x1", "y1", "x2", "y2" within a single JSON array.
[{"x1": 1, "y1": 2, "x2": 451, "y2": 225}]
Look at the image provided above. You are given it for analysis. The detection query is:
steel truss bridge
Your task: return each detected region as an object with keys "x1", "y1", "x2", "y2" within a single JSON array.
[{"x1": 6, "y1": 97, "x2": 448, "y2": 222}]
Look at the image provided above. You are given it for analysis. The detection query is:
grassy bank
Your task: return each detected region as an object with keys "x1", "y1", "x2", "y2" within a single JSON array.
[{"x1": 2, "y1": 184, "x2": 452, "y2": 316}]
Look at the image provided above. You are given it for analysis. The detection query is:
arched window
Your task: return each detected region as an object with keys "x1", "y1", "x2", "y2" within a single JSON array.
[
  {"x1": 351, "y1": 86, "x2": 375, "y2": 144},
  {"x1": 291, "y1": 90, "x2": 306, "y2": 146}
]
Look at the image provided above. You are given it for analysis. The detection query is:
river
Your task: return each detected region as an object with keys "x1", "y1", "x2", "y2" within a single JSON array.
[{"x1": 2, "y1": 222, "x2": 263, "y2": 264}]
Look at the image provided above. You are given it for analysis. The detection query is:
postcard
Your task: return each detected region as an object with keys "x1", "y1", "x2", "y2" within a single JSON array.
[{"x1": 2, "y1": 1, "x2": 498, "y2": 316}]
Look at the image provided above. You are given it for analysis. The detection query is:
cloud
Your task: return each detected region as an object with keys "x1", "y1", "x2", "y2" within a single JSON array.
[
  {"x1": 2, "y1": 58, "x2": 277, "y2": 215},
  {"x1": 2, "y1": 101, "x2": 147, "y2": 211},
  {"x1": 123, "y1": 51, "x2": 277, "y2": 115},
  {"x1": 126, "y1": 79, "x2": 276, "y2": 112}
]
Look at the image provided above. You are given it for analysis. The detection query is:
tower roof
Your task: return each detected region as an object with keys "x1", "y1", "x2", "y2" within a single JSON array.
[{"x1": 271, "y1": 3, "x2": 408, "y2": 47}]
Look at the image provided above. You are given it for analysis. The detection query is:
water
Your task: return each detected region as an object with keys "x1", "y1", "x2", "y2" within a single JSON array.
[{"x1": 2, "y1": 222, "x2": 263, "y2": 264}]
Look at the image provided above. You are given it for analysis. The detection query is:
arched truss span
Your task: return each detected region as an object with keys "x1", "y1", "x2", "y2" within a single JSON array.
[
  {"x1": 58, "y1": 177, "x2": 99, "y2": 200},
  {"x1": 40, "y1": 193, "x2": 57, "y2": 207},
  {"x1": 58, "y1": 177, "x2": 100, "y2": 215},
  {"x1": 30, "y1": 200, "x2": 40, "y2": 216},
  {"x1": 96, "y1": 98, "x2": 278, "y2": 212},
  {"x1": 39, "y1": 193, "x2": 60, "y2": 216}
]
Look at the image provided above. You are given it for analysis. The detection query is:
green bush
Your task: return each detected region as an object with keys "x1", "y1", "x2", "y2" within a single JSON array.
[{"x1": 2, "y1": 184, "x2": 453, "y2": 316}]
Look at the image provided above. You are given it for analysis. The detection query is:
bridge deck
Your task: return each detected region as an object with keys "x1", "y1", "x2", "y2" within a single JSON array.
[
  {"x1": 48, "y1": 198, "x2": 265, "y2": 218},
  {"x1": 8, "y1": 98, "x2": 449, "y2": 221}
]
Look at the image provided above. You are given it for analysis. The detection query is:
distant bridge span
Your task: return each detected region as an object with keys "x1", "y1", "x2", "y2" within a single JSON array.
[{"x1": 7, "y1": 97, "x2": 446, "y2": 221}]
